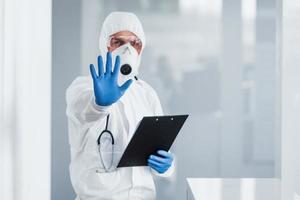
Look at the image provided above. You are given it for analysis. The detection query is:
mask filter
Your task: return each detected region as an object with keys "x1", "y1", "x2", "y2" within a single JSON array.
[
  {"x1": 111, "y1": 43, "x2": 140, "y2": 86},
  {"x1": 120, "y1": 64, "x2": 132, "y2": 75}
]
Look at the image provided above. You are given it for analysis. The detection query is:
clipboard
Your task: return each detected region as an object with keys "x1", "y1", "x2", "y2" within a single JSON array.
[{"x1": 117, "y1": 114, "x2": 189, "y2": 168}]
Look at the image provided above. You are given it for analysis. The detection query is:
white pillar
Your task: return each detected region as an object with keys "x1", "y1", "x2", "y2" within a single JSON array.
[
  {"x1": 0, "y1": 0, "x2": 52, "y2": 199},
  {"x1": 281, "y1": 0, "x2": 300, "y2": 199}
]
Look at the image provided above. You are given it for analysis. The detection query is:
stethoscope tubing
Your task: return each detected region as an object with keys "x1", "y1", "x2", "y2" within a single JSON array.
[{"x1": 97, "y1": 114, "x2": 114, "y2": 172}]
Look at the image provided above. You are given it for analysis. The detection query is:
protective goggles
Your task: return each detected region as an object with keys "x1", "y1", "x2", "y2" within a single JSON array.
[{"x1": 107, "y1": 35, "x2": 142, "y2": 53}]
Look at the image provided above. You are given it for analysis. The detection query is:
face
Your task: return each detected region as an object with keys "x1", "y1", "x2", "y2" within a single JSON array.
[{"x1": 107, "y1": 31, "x2": 142, "y2": 55}]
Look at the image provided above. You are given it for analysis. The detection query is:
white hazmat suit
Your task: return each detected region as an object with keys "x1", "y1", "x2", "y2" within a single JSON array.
[{"x1": 66, "y1": 12, "x2": 175, "y2": 200}]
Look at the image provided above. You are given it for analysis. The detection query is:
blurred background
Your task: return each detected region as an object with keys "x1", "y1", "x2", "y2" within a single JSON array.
[
  {"x1": 53, "y1": 0, "x2": 279, "y2": 199},
  {"x1": 1, "y1": 0, "x2": 300, "y2": 199}
]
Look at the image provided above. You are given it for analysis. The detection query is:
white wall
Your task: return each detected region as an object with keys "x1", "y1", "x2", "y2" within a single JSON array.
[{"x1": 281, "y1": 0, "x2": 300, "y2": 199}]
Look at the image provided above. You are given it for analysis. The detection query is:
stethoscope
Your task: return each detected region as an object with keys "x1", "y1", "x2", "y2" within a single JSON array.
[
  {"x1": 96, "y1": 76, "x2": 139, "y2": 172},
  {"x1": 97, "y1": 114, "x2": 114, "y2": 172}
]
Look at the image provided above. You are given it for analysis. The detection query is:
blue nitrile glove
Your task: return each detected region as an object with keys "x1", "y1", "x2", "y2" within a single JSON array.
[
  {"x1": 90, "y1": 52, "x2": 133, "y2": 106},
  {"x1": 148, "y1": 150, "x2": 174, "y2": 174}
]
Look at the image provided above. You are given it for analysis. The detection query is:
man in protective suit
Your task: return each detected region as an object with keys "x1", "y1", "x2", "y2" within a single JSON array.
[{"x1": 66, "y1": 12, "x2": 175, "y2": 200}]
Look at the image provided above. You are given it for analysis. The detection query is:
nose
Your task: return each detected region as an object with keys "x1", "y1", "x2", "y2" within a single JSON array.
[{"x1": 122, "y1": 45, "x2": 132, "y2": 55}]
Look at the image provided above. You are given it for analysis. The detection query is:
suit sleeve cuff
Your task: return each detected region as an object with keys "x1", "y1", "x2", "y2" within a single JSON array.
[{"x1": 91, "y1": 99, "x2": 111, "y2": 112}]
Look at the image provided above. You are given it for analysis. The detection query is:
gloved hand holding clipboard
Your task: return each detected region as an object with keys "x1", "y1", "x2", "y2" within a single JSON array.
[{"x1": 117, "y1": 114, "x2": 189, "y2": 168}]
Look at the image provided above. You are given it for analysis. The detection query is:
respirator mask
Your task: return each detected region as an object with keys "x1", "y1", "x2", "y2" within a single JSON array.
[
  {"x1": 108, "y1": 34, "x2": 142, "y2": 86},
  {"x1": 111, "y1": 43, "x2": 140, "y2": 86}
]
